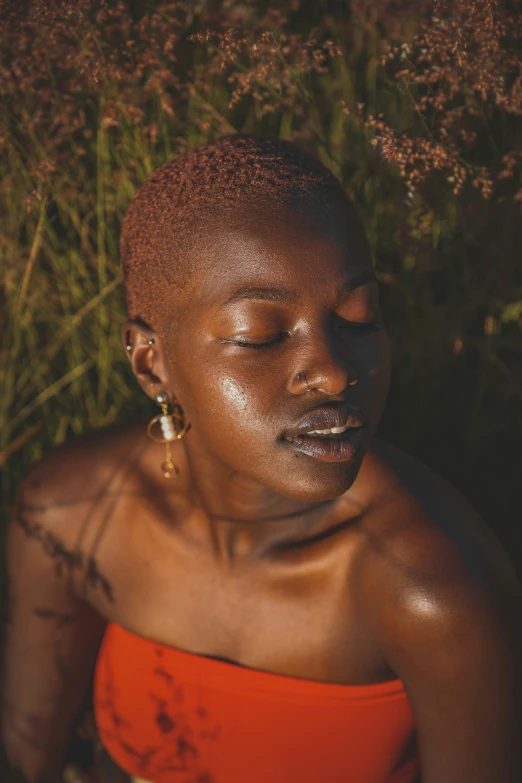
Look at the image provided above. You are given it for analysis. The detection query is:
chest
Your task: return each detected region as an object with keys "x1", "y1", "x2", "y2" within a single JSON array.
[{"x1": 75, "y1": 497, "x2": 391, "y2": 686}]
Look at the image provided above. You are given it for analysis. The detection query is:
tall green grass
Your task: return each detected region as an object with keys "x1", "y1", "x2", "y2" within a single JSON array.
[{"x1": 1, "y1": 0, "x2": 521, "y2": 574}]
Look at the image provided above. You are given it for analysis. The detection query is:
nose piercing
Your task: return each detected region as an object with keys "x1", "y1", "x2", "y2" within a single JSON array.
[
  {"x1": 296, "y1": 372, "x2": 312, "y2": 392},
  {"x1": 296, "y1": 373, "x2": 358, "y2": 390}
]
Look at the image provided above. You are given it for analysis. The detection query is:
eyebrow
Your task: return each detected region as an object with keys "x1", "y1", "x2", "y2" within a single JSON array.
[{"x1": 220, "y1": 268, "x2": 378, "y2": 308}]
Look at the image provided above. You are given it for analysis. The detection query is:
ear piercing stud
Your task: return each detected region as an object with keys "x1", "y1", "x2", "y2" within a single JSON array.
[{"x1": 125, "y1": 338, "x2": 155, "y2": 351}]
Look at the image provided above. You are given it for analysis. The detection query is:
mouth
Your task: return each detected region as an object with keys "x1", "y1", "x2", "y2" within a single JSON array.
[
  {"x1": 282, "y1": 409, "x2": 368, "y2": 463},
  {"x1": 298, "y1": 423, "x2": 354, "y2": 437},
  {"x1": 283, "y1": 426, "x2": 366, "y2": 462}
]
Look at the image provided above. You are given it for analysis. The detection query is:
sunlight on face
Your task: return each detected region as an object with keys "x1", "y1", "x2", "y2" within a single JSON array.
[{"x1": 164, "y1": 203, "x2": 391, "y2": 502}]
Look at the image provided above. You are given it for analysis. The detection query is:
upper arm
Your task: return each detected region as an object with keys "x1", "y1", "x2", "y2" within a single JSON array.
[
  {"x1": 367, "y1": 508, "x2": 522, "y2": 783},
  {"x1": 388, "y1": 572, "x2": 521, "y2": 782},
  {"x1": 1, "y1": 464, "x2": 107, "y2": 783}
]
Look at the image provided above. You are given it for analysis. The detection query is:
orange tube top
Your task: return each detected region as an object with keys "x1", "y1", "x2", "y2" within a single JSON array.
[{"x1": 94, "y1": 623, "x2": 420, "y2": 783}]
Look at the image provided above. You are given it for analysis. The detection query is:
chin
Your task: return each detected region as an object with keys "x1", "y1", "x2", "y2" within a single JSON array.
[{"x1": 268, "y1": 456, "x2": 364, "y2": 503}]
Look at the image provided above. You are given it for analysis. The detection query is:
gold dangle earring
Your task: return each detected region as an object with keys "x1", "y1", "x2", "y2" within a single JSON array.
[{"x1": 147, "y1": 391, "x2": 190, "y2": 479}]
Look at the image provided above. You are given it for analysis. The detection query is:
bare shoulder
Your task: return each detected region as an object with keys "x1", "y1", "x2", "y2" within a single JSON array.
[
  {"x1": 19, "y1": 420, "x2": 150, "y2": 507},
  {"x1": 360, "y1": 436, "x2": 521, "y2": 598},
  {"x1": 355, "y1": 444, "x2": 522, "y2": 780},
  {"x1": 358, "y1": 434, "x2": 522, "y2": 682},
  {"x1": 11, "y1": 422, "x2": 152, "y2": 604},
  {"x1": 0, "y1": 425, "x2": 144, "y2": 780}
]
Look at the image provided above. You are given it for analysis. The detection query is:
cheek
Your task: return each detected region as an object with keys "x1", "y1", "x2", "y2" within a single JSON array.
[
  {"x1": 341, "y1": 333, "x2": 390, "y2": 418},
  {"x1": 362, "y1": 332, "x2": 391, "y2": 401},
  {"x1": 218, "y1": 375, "x2": 250, "y2": 413},
  {"x1": 210, "y1": 368, "x2": 278, "y2": 430},
  {"x1": 349, "y1": 327, "x2": 388, "y2": 366},
  {"x1": 180, "y1": 361, "x2": 275, "y2": 442}
]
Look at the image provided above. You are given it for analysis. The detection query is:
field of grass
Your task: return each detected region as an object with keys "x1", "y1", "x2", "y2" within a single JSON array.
[
  {"x1": 0, "y1": 0, "x2": 521, "y2": 778},
  {"x1": 1, "y1": 1, "x2": 521, "y2": 571}
]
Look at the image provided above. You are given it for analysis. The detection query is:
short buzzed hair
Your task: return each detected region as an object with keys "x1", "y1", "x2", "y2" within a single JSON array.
[{"x1": 120, "y1": 133, "x2": 348, "y2": 334}]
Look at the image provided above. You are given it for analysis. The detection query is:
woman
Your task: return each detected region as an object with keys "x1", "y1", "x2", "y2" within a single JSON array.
[{"x1": 1, "y1": 134, "x2": 521, "y2": 783}]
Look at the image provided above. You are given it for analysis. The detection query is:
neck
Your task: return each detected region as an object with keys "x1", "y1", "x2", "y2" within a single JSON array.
[{"x1": 173, "y1": 430, "x2": 367, "y2": 564}]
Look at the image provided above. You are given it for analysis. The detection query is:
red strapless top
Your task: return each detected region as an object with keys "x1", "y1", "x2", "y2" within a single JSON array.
[{"x1": 94, "y1": 623, "x2": 420, "y2": 783}]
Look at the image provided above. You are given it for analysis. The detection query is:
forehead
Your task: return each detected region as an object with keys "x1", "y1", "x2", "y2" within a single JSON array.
[{"x1": 184, "y1": 203, "x2": 373, "y2": 307}]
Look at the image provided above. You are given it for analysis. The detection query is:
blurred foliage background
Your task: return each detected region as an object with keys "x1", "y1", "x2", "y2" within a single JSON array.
[{"x1": 1, "y1": 0, "x2": 521, "y2": 581}]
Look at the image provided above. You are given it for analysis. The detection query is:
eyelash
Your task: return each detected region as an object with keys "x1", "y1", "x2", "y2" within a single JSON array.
[
  {"x1": 232, "y1": 335, "x2": 286, "y2": 350},
  {"x1": 232, "y1": 322, "x2": 383, "y2": 349}
]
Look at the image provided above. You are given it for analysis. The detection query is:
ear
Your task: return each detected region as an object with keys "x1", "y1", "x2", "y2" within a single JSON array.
[{"x1": 121, "y1": 319, "x2": 173, "y2": 402}]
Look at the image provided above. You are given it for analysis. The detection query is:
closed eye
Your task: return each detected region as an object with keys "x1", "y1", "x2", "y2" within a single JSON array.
[
  {"x1": 228, "y1": 322, "x2": 383, "y2": 349},
  {"x1": 228, "y1": 334, "x2": 287, "y2": 349}
]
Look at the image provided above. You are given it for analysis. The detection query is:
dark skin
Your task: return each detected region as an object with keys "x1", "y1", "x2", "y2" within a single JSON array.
[{"x1": 1, "y1": 199, "x2": 521, "y2": 783}]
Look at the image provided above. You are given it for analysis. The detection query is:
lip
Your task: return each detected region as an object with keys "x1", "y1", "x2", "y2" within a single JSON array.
[
  {"x1": 283, "y1": 406, "x2": 367, "y2": 439},
  {"x1": 284, "y1": 425, "x2": 367, "y2": 463}
]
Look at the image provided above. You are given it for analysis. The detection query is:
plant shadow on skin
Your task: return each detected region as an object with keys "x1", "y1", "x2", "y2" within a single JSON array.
[
  {"x1": 15, "y1": 502, "x2": 114, "y2": 603},
  {"x1": 11, "y1": 429, "x2": 150, "y2": 606},
  {"x1": 0, "y1": 434, "x2": 152, "y2": 783}
]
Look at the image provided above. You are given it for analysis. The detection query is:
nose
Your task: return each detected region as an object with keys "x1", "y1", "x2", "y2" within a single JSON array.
[{"x1": 287, "y1": 327, "x2": 358, "y2": 397}]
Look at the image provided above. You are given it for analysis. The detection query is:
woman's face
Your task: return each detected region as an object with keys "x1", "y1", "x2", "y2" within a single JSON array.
[{"x1": 162, "y1": 202, "x2": 391, "y2": 503}]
